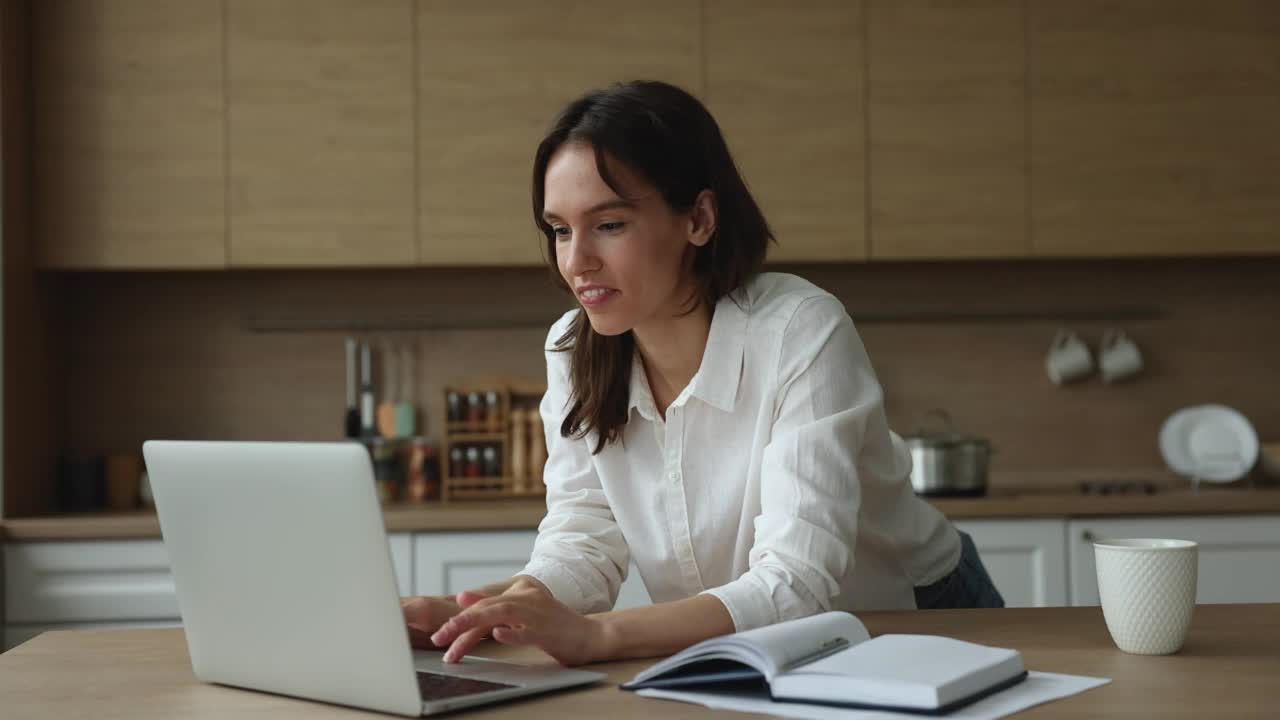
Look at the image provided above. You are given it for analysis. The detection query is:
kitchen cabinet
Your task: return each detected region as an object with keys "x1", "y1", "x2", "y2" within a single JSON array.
[
  {"x1": 867, "y1": 0, "x2": 1029, "y2": 259},
  {"x1": 413, "y1": 530, "x2": 651, "y2": 610},
  {"x1": 416, "y1": 0, "x2": 701, "y2": 266},
  {"x1": 226, "y1": 0, "x2": 416, "y2": 267},
  {"x1": 1067, "y1": 515, "x2": 1280, "y2": 606},
  {"x1": 953, "y1": 519, "x2": 1069, "y2": 608},
  {"x1": 705, "y1": 0, "x2": 867, "y2": 262},
  {"x1": 1029, "y1": 0, "x2": 1280, "y2": 257},
  {"x1": 33, "y1": 0, "x2": 226, "y2": 269},
  {"x1": 1, "y1": 534, "x2": 414, "y2": 652}
]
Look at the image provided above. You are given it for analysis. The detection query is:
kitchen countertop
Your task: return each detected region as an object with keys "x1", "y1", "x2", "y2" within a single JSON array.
[
  {"x1": 4, "y1": 484, "x2": 1280, "y2": 541},
  {"x1": 3, "y1": 604, "x2": 1278, "y2": 718}
]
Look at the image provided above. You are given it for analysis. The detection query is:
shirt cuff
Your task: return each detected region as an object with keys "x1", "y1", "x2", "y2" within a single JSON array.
[
  {"x1": 518, "y1": 558, "x2": 591, "y2": 612},
  {"x1": 700, "y1": 573, "x2": 779, "y2": 633}
]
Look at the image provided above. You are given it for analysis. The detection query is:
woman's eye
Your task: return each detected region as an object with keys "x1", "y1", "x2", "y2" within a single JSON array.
[
  {"x1": 599, "y1": 221, "x2": 626, "y2": 233},
  {"x1": 552, "y1": 226, "x2": 570, "y2": 238}
]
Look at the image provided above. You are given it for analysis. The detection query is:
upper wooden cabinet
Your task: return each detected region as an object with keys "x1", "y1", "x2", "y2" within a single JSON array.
[
  {"x1": 706, "y1": 0, "x2": 867, "y2": 263},
  {"x1": 417, "y1": 0, "x2": 701, "y2": 266},
  {"x1": 868, "y1": 0, "x2": 1029, "y2": 260},
  {"x1": 1030, "y1": 0, "x2": 1280, "y2": 257},
  {"x1": 33, "y1": 1, "x2": 226, "y2": 269},
  {"x1": 227, "y1": 0, "x2": 416, "y2": 267}
]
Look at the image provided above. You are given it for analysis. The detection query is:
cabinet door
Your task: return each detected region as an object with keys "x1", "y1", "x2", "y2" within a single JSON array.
[
  {"x1": 417, "y1": 1, "x2": 700, "y2": 265},
  {"x1": 4, "y1": 540, "x2": 179, "y2": 623},
  {"x1": 412, "y1": 530, "x2": 650, "y2": 609},
  {"x1": 952, "y1": 519, "x2": 1068, "y2": 608},
  {"x1": 33, "y1": 0, "x2": 226, "y2": 269},
  {"x1": 414, "y1": 531, "x2": 538, "y2": 597},
  {"x1": 387, "y1": 532, "x2": 414, "y2": 597},
  {"x1": 227, "y1": 0, "x2": 416, "y2": 266},
  {"x1": 1068, "y1": 515, "x2": 1280, "y2": 606},
  {"x1": 706, "y1": 0, "x2": 866, "y2": 262},
  {"x1": 1030, "y1": 1, "x2": 1280, "y2": 257},
  {"x1": 867, "y1": 0, "x2": 1028, "y2": 259}
]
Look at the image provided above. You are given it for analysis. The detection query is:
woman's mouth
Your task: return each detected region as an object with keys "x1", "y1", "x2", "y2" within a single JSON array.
[{"x1": 577, "y1": 287, "x2": 619, "y2": 307}]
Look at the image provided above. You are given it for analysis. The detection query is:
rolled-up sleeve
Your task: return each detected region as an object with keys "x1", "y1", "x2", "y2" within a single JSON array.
[
  {"x1": 519, "y1": 316, "x2": 630, "y2": 614},
  {"x1": 702, "y1": 297, "x2": 880, "y2": 631}
]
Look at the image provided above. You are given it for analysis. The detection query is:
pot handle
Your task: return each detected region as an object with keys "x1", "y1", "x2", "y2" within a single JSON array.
[{"x1": 914, "y1": 408, "x2": 955, "y2": 434}]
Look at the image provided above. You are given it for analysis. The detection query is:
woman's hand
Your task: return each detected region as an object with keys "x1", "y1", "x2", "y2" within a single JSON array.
[
  {"x1": 430, "y1": 577, "x2": 610, "y2": 666},
  {"x1": 400, "y1": 595, "x2": 464, "y2": 649}
]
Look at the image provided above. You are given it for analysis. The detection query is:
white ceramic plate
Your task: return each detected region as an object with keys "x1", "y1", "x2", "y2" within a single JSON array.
[{"x1": 1159, "y1": 404, "x2": 1259, "y2": 482}]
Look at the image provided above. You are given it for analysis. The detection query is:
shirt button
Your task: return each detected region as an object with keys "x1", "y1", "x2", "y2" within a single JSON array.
[{"x1": 668, "y1": 471, "x2": 679, "y2": 482}]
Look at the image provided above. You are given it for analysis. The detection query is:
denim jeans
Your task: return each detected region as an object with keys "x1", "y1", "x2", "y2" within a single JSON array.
[{"x1": 913, "y1": 529, "x2": 1006, "y2": 609}]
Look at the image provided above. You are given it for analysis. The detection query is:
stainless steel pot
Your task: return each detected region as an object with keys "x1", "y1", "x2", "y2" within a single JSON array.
[{"x1": 903, "y1": 409, "x2": 992, "y2": 497}]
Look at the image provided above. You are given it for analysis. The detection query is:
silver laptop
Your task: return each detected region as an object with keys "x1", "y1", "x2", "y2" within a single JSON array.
[{"x1": 142, "y1": 440, "x2": 604, "y2": 716}]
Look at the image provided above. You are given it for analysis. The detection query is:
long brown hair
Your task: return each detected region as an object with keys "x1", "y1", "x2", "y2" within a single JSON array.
[{"x1": 532, "y1": 81, "x2": 772, "y2": 453}]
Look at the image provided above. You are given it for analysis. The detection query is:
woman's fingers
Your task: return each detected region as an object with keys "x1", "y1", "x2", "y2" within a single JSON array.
[
  {"x1": 443, "y1": 626, "x2": 490, "y2": 663},
  {"x1": 490, "y1": 625, "x2": 527, "y2": 646},
  {"x1": 401, "y1": 596, "x2": 463, "y2": 640},
  {"x1": 455, "y1": 590, "x2": 488, "y2": 608}
]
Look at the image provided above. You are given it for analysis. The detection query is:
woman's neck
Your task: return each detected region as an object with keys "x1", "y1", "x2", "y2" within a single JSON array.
[{"x1": 632, "y1": 297, "x2": 714, "y2": 417}]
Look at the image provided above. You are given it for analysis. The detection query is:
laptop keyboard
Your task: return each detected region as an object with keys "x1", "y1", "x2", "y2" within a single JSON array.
[{"x1": 416, "y1": 671, "x2": 518, "y2": 700}]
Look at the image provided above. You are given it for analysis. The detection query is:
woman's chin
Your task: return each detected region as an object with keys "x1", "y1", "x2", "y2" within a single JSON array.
[{"x1": 583, "y1": 311, "x2": 631, "y2": 337}]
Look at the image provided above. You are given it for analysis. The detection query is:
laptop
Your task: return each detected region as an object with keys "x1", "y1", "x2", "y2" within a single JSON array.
[{"x1": 142, "y1": 440, "x2": 605, "y2": 716}]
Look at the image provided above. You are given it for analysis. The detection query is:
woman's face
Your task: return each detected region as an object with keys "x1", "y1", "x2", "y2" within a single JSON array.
[{"x1": 543, "y1": 142, "x2": 712, "y2": 337}]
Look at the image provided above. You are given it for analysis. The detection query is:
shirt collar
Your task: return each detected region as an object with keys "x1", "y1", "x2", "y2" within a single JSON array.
[{"x1": 627, "y1": 291, "x2": 749, "y2": 419}]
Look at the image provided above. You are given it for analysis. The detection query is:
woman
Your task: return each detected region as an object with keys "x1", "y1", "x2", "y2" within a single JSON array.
[{"x1": 403, "y1": 80, "x2": 1002, "y2": 667}]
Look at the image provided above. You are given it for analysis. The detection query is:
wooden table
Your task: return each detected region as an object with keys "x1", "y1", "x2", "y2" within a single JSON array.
[{"x1": 2, "y1": 605, "x2": 1277, "y2": 718}]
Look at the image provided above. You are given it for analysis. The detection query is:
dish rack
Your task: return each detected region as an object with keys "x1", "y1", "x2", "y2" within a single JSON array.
[{"x1": 440, "y1": 380, "x2": 548, "y2": 501}]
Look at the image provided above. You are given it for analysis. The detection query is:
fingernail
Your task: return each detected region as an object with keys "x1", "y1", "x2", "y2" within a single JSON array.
[{"x1": 430, "y1": 631, "x2": 445, "y2": 645}]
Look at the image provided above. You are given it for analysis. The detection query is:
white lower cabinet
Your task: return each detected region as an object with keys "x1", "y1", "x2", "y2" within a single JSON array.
[
  {"x1": 1067, "y1": 514, "x2": 1280, "y2": 606},
  {"x1": 412, "y1": 531, "x2": 652, "y2": 609},
  {"x1": 2, "y1": 533, "x2": 415, "y2": 652},
  {"x1": 952, "y1": 519, "x2": 1069, "y2": 608}
]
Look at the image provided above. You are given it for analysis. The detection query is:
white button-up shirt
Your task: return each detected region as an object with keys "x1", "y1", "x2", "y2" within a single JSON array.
[{"x1": 521, "y1": 272, "x2": 961, "y2": 632}]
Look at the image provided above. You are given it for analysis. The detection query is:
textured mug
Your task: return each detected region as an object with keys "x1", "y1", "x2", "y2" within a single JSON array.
[{"x1": 1094, "y1": 538, "x2": 1198, "y2": 654}]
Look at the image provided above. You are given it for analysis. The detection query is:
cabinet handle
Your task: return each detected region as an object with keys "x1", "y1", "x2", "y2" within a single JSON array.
[{"x1": 1082, "y1": 530, "x2": 1098, "y2": 543}]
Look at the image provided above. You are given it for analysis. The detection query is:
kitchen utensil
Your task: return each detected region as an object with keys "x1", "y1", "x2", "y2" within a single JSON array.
[
  {"x1": 394, "y1": 344, "x2": 417, "y2": 438},
  {"x1": 1098, "y1": 328, "x2": 1143, "y2": 384},
  {"x1": 902, "y1": 409, "x2": 992, "y2": 497},
  {"x1": 1045, "y1": 329, "x2": 1093, "y2": 385},
  {"x1": 1158, "y1": 404, "x2": 1258, "y2": 484},
  {"x1": 377, "y1": 340, "x2": 398, "y2": 438},
  {"x1": 359, "y1": 341, "x2": 375, "y2": 437},
  {"x1": 344, "y1": 337, "x2": 360, "y2": 439}
]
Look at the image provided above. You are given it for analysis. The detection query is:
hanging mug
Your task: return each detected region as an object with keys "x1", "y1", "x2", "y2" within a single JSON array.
[{"x1": 1046, "y1": 329, "x2": 1094, "y2": 385}]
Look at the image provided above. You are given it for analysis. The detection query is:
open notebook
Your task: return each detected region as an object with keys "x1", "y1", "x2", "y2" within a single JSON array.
[{"x1": 621, "y1": 611, "x2": 1027, "y2": 715}]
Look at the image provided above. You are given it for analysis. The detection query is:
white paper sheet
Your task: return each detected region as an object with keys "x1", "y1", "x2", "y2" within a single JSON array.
[{"x1": 636, "y1": 671, "x2": 1110, "y2": 720}]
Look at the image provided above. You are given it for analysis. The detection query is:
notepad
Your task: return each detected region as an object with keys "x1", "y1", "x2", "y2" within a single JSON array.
[{"x1": 621, "y1": 611, "x2": 1027, "y2": 715}]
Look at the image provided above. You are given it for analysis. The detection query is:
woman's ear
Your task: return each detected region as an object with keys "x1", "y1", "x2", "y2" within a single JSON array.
[{"x1": 687, "y1": 189, "x2": 717, "y2": 248}]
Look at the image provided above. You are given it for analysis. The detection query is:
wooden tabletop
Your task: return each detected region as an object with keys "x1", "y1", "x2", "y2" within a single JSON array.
[
  {"x1": 6, "y1": 485, "x2": 1280, "y2": 541},
  {"x1": 2, "y1": 604, "x2": 1277, "y2": 718}
]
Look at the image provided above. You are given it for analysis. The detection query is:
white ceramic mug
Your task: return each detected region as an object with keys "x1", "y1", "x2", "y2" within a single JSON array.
[
  {"x1": 1046, "y1": 329, "x2": 1093, "y2": 384},
  {"x1": 1094, "y1": 538, "x2": 1198, "y2": 655},
  {"x1": 1099, "y1": 329, "x2": 1144, "y2": 384}
]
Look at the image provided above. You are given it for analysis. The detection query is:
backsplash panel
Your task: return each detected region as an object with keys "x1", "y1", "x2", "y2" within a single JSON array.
[{"x1": 56, "y1": 258, "x2": 1280, "y2": 487}]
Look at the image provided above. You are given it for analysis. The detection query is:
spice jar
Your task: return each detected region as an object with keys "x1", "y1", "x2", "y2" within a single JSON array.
[
  {"x1": 467, "y1": 392, "x2": 485, "y2": 426},
  {"x1": 485, "y1": 390, "x2": 502, "y2": 432},
  {"x1": 464, "y1": 446, "x2": 481, "y2": 477},
  {"x1": 446, "y1": 391, "x2": 463, "y2": 423}
]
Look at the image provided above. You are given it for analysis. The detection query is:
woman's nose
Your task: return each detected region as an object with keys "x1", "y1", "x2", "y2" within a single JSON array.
[{"x1": 562, "y1": 234, "x2": 600, "y2": 276}]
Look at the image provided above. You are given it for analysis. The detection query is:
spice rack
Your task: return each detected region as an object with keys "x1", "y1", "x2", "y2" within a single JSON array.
[{"x1": 441, "y1": 381, "x2": 548, "y2": 501}]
